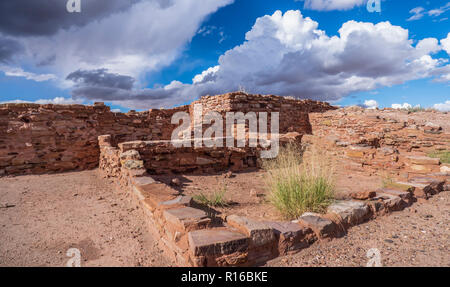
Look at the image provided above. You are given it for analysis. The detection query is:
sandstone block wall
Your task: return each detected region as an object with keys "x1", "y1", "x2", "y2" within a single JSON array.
[
  {"x1": 191, "y1": 92, "x2": 336, "y2": 135},
  {"x1": 308, "y1": 107, "x2": 450, "y2": 176},
  {"x1": 118, "y1": 139, "x2": 259, "y2": 175},
  {"x1": 0, "y1": 102, "x2": 186, "y2": 175},
  {"x1": 1, "y1": 92, "x2": 335, "y2": 176}
]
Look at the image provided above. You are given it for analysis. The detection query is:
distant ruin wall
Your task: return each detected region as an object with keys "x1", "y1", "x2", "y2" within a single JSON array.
[
  {"x1": 191, "y1": 92, "x2": 336, "y2": 135},
  {"x1": 0, "y1": 102, "x2": 187, "y2": 175},
  {"x1": 0, "y1": 92, "x2": 336, "y2": 176}
]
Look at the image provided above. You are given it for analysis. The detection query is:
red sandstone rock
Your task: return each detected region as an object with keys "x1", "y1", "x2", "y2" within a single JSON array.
[
  {"x1": 226, "y1": 215, "x2": 275, "y2": 247},
  {"x1": 349, "y1": 191, "x2": 376, "y2": 200},
  {"x1": 188, "y1": 229, "x2": 249, "y2": 258},
  {"x1": 264, "y1": 221, "x2": 316, "y2": 255},
  {"x1": 163, "y1": 207, "x2": 210, "y2": 232},
  {"x1": 297, "y1": 213, "x2": 337, "y2": 239},
  {"x1": 327, "y1": 200, "x2": 371, "y2": 226}
]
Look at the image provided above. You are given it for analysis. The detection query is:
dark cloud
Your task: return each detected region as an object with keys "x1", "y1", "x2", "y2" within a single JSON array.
[
  {"x1": 0, "y1": 36, "x2": 23, "y2": 63},
  {"x1": 0, "y1": 0, "x2": 142, "y2": 36},
  {"x1": 66, "y1": 67, "x2": 206, "y2": 108},
  {"x1": 66, "y1": 68, "x2": 180, "y2": 108},
  {"x1": 66, "y1": 69, "x2": 135, "y2": 90}
]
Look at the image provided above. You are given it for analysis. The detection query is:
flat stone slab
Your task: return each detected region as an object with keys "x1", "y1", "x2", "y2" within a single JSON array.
[
  {"x1": 377, "y1": 188, "x2": 411, "y2": 201},
  {"x1": 297, "y1": 213, "x2": 336, "y2": 238},
  {"x1": 164, "y1": 207, "x2": 210, "y2": 230},
  {"x1": 397, "y1": 180, "x2": 444, "y2": 198},
  {"x1": 132, "y1": 176, "x2": 156, "y2": 186},
  {"x1": 409, "y1": 177, "x2": 441, "y2": 184},
  {"x1": 396, "y1": 181, "x2": 425, "y2": 189},
  {"x1": 227, "y1": 215, "x2": 275, "y2": 247},
  {"x1": 406, "y1": 156, "x2": 440, "y2": 165},
  {"x1": 264, "y1": 221, "x2": 315, "y2": 254},
  {"x1": 188, "y1": 229, "x2": 249, "y2": 256},
  {"x1": 140, "y1": 183, "x2": 178, "y2": 210},
  {"x1": 158, "y1": 195, "x2": 192, "y2": 209},
  {"x1": 327, "y1": 200, "x2": 370, "y2": 226},
  {"x1": 372, "y1": 192, "x2": 403, "y2": 211},
  {"x1": 349, "y1": 191, "x2": 376, "y2": 200},
  {"x1": 132, "y1": 176, "x2": 158, "y2": 198}
]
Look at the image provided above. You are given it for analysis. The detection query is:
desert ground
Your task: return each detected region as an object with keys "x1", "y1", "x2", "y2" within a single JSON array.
[
  {"x1": 0, "y1": 170, "x2": 169, "y2": 267},
  {"x1": 1, "y1": 169, "x2": 448, "y2": 267}
]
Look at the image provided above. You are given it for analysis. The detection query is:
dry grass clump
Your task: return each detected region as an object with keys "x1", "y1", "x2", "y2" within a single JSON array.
[
  {"x1": 262, "y1": 143, "x2": 336, "y2": 220},
  {"x1": 193, "y1": 185, "x2": 229, "y2": 208}
]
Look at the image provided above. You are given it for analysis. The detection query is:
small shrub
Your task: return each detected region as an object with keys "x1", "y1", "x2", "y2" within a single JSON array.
[
  {"x1": 193, "y1": 185, "x2": 228, "y2": 207},
  {"x1": 406, "y1": 106, "x2": 425, "y2": 113},
  {"x1": 428, "y1": 150, "x2": 450, "y2": 164},
  {"x1": 262, "y1": 144, "x2": 335, "y2": 220}
]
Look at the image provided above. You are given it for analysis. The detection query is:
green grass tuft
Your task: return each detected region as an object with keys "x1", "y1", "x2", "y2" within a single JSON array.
[
  {"x1": 262, "y1": 144, "x2": 335, "y2": 220},
  {"x1": 193, "y1": 185, "x2": 229, "y2": 208}
]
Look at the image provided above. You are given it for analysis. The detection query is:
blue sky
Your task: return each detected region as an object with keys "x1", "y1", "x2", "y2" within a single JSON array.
[{"x1": 0, "y1": 0, "x2": 449, "y2": 111}]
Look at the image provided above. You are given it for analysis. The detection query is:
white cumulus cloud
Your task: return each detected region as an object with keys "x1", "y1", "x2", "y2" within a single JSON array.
[
  {"x1": 392, "y1": 103, "x2": 412, "y2": 109},
  {"x1": 297, "y1": 0, "x2": 365, "y2": 11},
  {"x1": 364, "y1": 99, "x2": 378, "y2": 109},
  {"x1": 4, "y1": 0, "x2": 233, "y2": 84},
  {"x1": 68, "y1": 10, "x2": 450, "y2": 109},
  {"x1": 442, "y1": 33, "x2": 450, "y2": 55},
  {"x1": 0, "y1": 66, "x2": 56, "y2": 82},
  {"x1": 433, "y1": 100, "x2": 450, "y2": 112}
]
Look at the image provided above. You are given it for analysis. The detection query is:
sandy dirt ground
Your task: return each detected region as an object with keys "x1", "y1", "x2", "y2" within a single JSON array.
[
  {"x1": 266, "y1": 190, "x2": 450, "y2": 267},
  {"x1": 0, "y1": 170, "x2": 170, "y2": 267}
]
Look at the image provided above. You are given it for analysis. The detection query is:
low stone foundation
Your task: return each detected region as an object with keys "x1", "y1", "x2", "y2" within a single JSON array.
[{"x1": 99, "y1": 134, "x2": 448, "y2": 266}]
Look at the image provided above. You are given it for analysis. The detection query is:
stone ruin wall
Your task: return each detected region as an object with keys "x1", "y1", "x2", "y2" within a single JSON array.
[
  {"x1": 0, "y1": 92, "x2": 336, "y2": 176},
  {"x1": 308, "y1": 107, "x2": 450, "y2": 177},
  {"x1": 0, "y1": 102, "x2": 187, "y2": 176},
  {"x1": 191, "y1": 92, "x2": 336, "y2": 135}
]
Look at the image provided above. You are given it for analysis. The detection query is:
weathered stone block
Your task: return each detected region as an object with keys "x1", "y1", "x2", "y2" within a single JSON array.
[
  {"x1": 140, "y1": 183, "x2": 179, "y2": 211},
  {"x1": 377, "y1": 188, "x2": 412, "y2": 202},
  {"x1": 409, "y1": 164, "x2": 436, "y2": 173},
  {"x1": 297, "y1": 213, "x2": 336, "y2": 238},
  {"x1": 188, "y1": 229, "x2": 249, "y2": 257},
  {"x1": 327, "y1": 200, "x2": 370, "y2": 226},
  {"x1": 346, "y1": 150, "x2": 365, "y2": 158},
  {"x1": 407, "y1": 156, "x2": 440, "y2": 165},
  {"x1": 121, "y1": 159, "x2": 144, "y2": 170},
  {"x1": 120, "y1": 149, "x2": 141, "y2": 160},
  {"x1": 396, "y1": 180, "x2": 444, "y2": 199},
  {"x1": 164, "y1": 207, "x2": 210, "y2": 231},
  {"x1": 372, "y1": 192, "x2": 403, "y2": 212},
  {"x1": 227, "y1": 215, "x2": 275, "y2": 247},
  {"x1": 264, "y1": 221, "x2": 316, "y2": 255},
  {"x1": 349, "y1": 191, "x2": 376, "y2": 200},
  {"x1": 158, "y1": 195, "x2": 192, "y2": 209}
]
